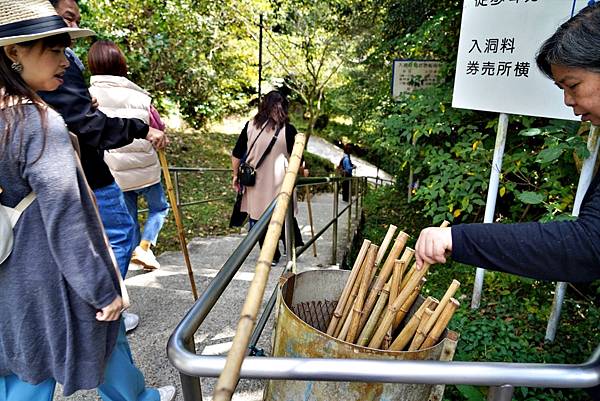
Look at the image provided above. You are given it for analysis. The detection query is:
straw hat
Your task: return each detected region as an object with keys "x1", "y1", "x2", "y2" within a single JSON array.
[{"x1": 0, "y1": 0, "x2": 94, "y2": 47}]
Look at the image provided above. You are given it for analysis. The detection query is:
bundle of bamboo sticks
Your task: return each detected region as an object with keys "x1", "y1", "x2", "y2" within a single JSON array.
[{"x1": 325, "y1": 223, "x2": 460, "y2": 352}]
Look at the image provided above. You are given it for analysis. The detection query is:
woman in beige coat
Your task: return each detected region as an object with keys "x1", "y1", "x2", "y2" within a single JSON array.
[
  {"x1": 88, "y1": 40, "x2": 168, "y2": 272},
  {"x1": 231, "y1": 91, "x2": 303, "y2": 264}
]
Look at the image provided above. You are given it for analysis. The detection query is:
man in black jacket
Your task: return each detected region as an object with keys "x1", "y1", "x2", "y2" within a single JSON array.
[{"x1": 39, "y1": 1, "x2": 175, "y2": 400}]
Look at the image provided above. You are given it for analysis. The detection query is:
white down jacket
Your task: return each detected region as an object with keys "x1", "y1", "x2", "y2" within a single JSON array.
[{"x1": 89, "y1": 75, "x2": 161, "y2": 192}]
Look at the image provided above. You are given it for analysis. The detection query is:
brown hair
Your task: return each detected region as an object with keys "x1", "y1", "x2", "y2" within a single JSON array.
[
  {"x1": 88, "y1": 40, "x2": 128, "y2": 77},
  {"x1": 0, "y1": 33, "x2": 71, "y2": 161},
  {"x1": 253, "y1": 90, "x2": 289, "y2": 130}
]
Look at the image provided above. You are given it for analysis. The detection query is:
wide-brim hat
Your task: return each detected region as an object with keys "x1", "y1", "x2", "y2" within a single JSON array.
[{"x1": 0, "y1": 0, "x2": 94, "y2": 47}]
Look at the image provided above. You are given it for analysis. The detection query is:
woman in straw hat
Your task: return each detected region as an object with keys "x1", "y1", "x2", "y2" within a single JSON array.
[{"x1": 0, "y1": 2, "x2": 172, "y2": 401}]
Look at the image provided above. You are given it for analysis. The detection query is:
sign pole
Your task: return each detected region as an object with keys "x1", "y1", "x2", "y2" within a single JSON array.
[
  {"x1": 545, "y1": 125, "x2": 599, "y2": 341},
  {"x1": 471, "y1": 113, "x2": 509, "y2": 309}
]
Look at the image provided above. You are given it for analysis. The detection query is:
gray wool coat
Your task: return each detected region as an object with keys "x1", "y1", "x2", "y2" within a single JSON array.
[{"x1": 0, "y1": 105, "x2": 120, "y2": 395}]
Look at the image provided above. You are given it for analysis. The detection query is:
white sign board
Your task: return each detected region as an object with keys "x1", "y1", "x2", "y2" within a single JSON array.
[
  {"x1": 453, "y1": 0, "x2": 589, "y2": 120},
  {"x1": 392, "y1": 60, "x2": 442, "y2": 97}
]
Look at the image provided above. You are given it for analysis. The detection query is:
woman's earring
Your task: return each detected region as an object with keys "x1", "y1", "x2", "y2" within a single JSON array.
[{"x1": 10, "y1": 62, "x2": 23, "y2": 74}]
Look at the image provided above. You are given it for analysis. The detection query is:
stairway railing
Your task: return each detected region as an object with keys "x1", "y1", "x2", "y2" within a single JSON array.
[{"x1": 166, "y1": 175, "x2": 599, "y2": 401}]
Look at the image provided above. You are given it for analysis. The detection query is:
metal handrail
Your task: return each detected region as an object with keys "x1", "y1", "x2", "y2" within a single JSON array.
[
  {"x1": 167, "y1": 175, "x2": 365, "y2": 400},
  {"x1": 167, "y1": 174, "x2": 599, "y2": 401}
]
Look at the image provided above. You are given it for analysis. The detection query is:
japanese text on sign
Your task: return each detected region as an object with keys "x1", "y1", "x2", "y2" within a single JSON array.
[
  {"x1": 466, "y1": 37, "x2": 529, "y2": 77},
  {"x1": 452, "y1": 0, "x2": 588, "y2": 120},
  {"x1": 392, "y1": 60, "x2": 442, "y2": 98}
]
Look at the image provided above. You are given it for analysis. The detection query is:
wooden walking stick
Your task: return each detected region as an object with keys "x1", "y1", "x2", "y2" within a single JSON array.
[
  {"x1": 304, "y1": 186, "x2": 317, "y2": 257},
  {"x1": 387, "y1": 259, "x2": 405, "y2": 339},
  {"x1": 358, "y1": 231, "x2": 409, "y2": 331},
  {"x1": 334, "y1": 243, "x2": 377, "y2": 338},
  {"x1": 420, "y1": 298, "x2": 460, "y2": 349},
  {"x1": 392, "y1": 276, "x2": 425, "y2": 333},
  {"x1": 326, "y1": 239, "x2": 371, "y2": 336},
  {"x1": 408, "y1": 307, "x2": 435, "y2": 351},
  {"x1": 357, "y1": 281, "x2": 391, "y2": 346},
  {"x1": 375, "y1": 225, "x2": 397, "y2": 267},
  {"x1": 410, "y1": 279, "x2": 460, "y2": 350},
  {"x1": 347, "y1": 245, "x2": 378, "y2": 343},
  {"x1": 368, "y1": 261, "x2": 431, "y2": 349},
  {"x1": 158, "y1": 150, "x2": 198, "y2": 300},
  {"x1": 400, "y1": 220, "x2": 450, "y2": 289},
  {"x1": 212, "y1": 133, "x2": 307, "y2": 401},
  {"x1": 389, "y1": 297, "x2": 438, "y2": 351},
  {"x1": 392, "y1": 249, "x2": 414, "y2": 325}
]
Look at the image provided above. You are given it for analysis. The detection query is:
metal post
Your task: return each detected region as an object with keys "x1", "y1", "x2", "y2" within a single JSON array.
[
  {"x1": 180, "y1": 337, "x2": 203, "y2": 401},
  {"x1": 347, "y1": 179, "x2": 352, "y2": 244},
  {"x1": 258, "y1": 14, "x2": 263, "y2": 104},
  {"x1": 174, "y1": 170, "x2": 180, "y2": 207},
  {"x1": 353, "y1": 178, "x2": 359, "y2": 221},
  {"x1": 487, "y1": 385, "x2": 515, "y2": 401},
  {"x1": 545, "y1": 125, "x2": 600, "y2": 341},
  {"x1": 285, "y1": 203, "x2": 294, "y2": 272},
  {"x1": 332, "y1": 181, "x2": 339, "y2": 265},
  {"x1": 472, "y1": 113, "x2": 509, "y2": 309}
]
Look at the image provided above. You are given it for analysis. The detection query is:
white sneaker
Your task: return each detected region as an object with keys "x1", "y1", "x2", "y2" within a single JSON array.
[
  {"x1": 123, "y1": 312, "x2": 139, "y2": 333},
  {"x1": 130, "y1": 246, "x2": 160, "y2": 270},
  {"x1": 157, "y1": 385, "x2": 176, "y2": 401}
]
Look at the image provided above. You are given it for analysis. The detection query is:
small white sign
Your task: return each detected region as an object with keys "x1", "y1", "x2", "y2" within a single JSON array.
[
  {"x1": 392, "y1": 60, "x2": 442, "y2": 97},
  {"x1": 452, "y1": 0, "x2": 589, "y2": 120}
]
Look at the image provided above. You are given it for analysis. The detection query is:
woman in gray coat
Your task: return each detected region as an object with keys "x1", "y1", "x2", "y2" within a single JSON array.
[{"x1": 0, "y1": 1, "x2": 122, "y2": 399}]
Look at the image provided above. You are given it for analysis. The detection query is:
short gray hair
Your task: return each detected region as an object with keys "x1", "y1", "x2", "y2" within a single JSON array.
[{"x1": 536, "y1": 3, "x2": 600, "y2": 79}]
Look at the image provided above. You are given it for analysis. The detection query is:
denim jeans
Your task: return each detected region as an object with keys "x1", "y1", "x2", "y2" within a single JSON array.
[
  {"x1": 123, "y1": 182, "x2": 169, "y2": 247},
  {"x1": 94, "y1": 182, "x2": 136, "y2": 278}
]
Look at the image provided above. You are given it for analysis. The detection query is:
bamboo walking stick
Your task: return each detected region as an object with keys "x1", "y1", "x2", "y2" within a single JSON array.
[
  {"x1": 400, "y1": 220, "x2": 450, "y2": 289},
  {"x1": 375, "y1": 225, "x2": 397, "y2": 267},
  {"x1": 158, "y1": 150, "x2": 198, "y2": 300},
  {"x1": 304, "y1": 186, "x2": 317, "y2": 257},
  {"x1": 389, "y1": 297, "x2": 438, "y2": 351},
  {"x1": 337, "y1": 302, "x2": 354, "y2": 341},
  {"x1": 368, "y1": 261, "x2": 431, "y2": 349},
  {"x1": 420, "y1": 298, "x2": 460, "y2": 349},
  {"x1": 338, "y1": 252, "x2": 375, "y2": 342},
  {"x1": 408, "y1": 307, "x2": 435, "y2": 351},
  {"x1": 347, "y1": 245, "x2": 378, "y2": 343},
  {"x1": 358, "y1": 231, "x2": 409, "y2": 331},
  {"x1": 334, "y1": 269, "x2": 363, "y2": 338},
  {"x1": 392, "y1": 276, "x2": 425, "y2": 333},
  {"x1": 334, "y1": 243, "x2": 374, "y2": 338},
  {"x1": 212, "y1": 133, "x2": 307, "y2": 401},
  {"x1": 392, "y1": 249, "x2": 414, "y2": 324},
  {"x1": 410, "y1": 279, "x2": 460, "y2": 350},
  {"x1": 357, "y1": 281, "x2": 391, "y2": 346},
  {"x1": 327, "y1": 240, "x2": 371, "y2": 336},
  {"x1": 388, "y1": 259, "x2": 405, "y2": 329}
]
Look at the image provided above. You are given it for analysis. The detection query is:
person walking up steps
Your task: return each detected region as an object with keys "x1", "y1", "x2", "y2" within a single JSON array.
[{"x1": 88, "y1": 40, "x2": 169, "y2": 271}]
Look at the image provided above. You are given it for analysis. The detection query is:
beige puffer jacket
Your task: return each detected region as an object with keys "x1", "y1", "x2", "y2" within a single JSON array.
[{"x1": 89, "y1": 75, "x2": 161, "y2": 192}]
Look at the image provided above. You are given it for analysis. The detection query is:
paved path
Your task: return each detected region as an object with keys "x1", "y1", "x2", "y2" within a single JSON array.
[
  {"x1": 306, "y1": 135, "x2": 393, "y2": 184},
  {"x1": 54, "y1": 192, "x2": 360, "y2": 401}
]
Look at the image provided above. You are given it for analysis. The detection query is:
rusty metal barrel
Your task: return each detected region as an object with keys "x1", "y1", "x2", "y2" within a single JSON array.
[{"x1": 264, "y1": 269, "x2": 458, "y2": 401}]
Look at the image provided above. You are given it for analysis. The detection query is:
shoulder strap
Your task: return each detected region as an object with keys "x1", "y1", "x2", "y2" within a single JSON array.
[
  {"x1": 255, "y1": 125, "x2": 283, "y2": 170},
  {"x1": 14, "y1": 192, "x2": 36, "y2": 213},
  {"x1": 245, "y1": 121, "x2": 270, "y2": 158}
]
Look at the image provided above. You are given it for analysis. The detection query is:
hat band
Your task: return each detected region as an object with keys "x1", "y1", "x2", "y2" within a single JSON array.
[{"x1": 0, "y1": 15, "x2": 67, "y2": 40}]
